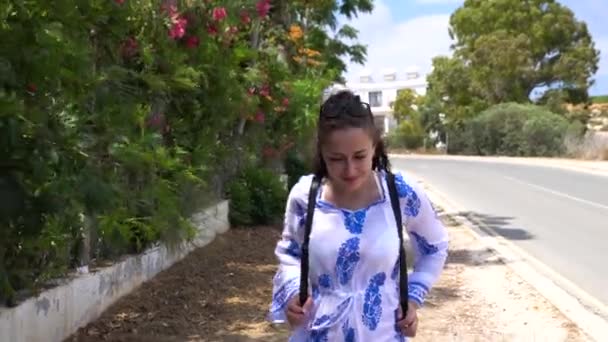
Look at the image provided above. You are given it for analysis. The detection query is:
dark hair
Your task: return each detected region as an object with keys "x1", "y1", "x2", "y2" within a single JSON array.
[{"x1": 313, "y1": 90, "x2": 390, "y2": 177}]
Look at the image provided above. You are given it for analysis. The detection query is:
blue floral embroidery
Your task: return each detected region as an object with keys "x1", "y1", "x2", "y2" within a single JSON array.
[
  {"x1": 342, "y1": 319, "x2": 355, "y2": 342},
  {"x1": 270, "y1": 279, "x2": 296, "y2": 312},
  {"x1": 313, "y1": 299, "x2": 352, "y2": 330},
  {"x1": 311, "y1": 315, "x2": 330, "y2": 342},
  {"x1": 362, "y1": 272, "x2": 386, "y2": 331},
  {"x1": 394, "y1": 174, "x2": 412, "y2": 198},
  {"x1": 285, "y1": 239, "x2": 301, "y2": 258},
  {"x1": 314, "y1": 315, "x2": 331, "y2": 325},
  {"x1": 319, "y1": 274, "x2": 332, "y2": 289},
  {"x1": 394, "y1": 174, "x2": 421, "y2": 217},
  {"x1": 342, "y1": 209, "x2": 366, "y2": 234},
  {"x1": 312, "y1": 284, "x2": 320, "y2": 300},
  {"x1": 405, "y1": 195, "x2": 421, "y2": 217},
  {"x1": 408, "y1": 282, "x2": 429, "y2": 306},
  {"x1": 411, "y1": 232, "x2": 439, "y2": 255},
  {"x1": 336, "y1": 238, "x2": 361, "y2": 285}
]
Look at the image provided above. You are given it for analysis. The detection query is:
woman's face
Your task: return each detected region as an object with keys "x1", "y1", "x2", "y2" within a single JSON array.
[{"x1": 321, "y1": 127, "x2": 375, "y2": 193}]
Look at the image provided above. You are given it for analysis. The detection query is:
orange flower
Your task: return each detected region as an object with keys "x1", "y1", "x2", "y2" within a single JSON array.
[
  {"x1": 298, "y1": 47, "x2": 321, "y2": 57},
  {"x1": 288, "y1": 25, "x2": 303, "y2": 41}
]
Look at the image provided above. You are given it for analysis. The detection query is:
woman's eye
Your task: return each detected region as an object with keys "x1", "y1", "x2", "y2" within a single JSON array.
[
  {"x1": 329, "y1": 158, "x2": 343, "y2": 162},
  {"x1": 355, "y1": 155, "x2": 366, "y2": 160}
]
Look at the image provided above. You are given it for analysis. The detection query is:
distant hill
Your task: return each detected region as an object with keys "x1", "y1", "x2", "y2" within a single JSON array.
[{"x1": 591, "y1": 95, "x2": 608, "y2": 104}]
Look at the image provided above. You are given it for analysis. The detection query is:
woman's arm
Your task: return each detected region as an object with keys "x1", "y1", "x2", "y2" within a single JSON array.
[
  {"x1": 395, "y1": 172, "x2": 449, "y2": 307},
  {"x1": 268, "y1": 176, "x2": 312, "y2": 323}
]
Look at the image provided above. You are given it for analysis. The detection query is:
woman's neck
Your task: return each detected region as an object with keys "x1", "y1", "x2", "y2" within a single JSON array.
[{"x1": 324, "y1": 172, "x2": 380, "y2": 211}]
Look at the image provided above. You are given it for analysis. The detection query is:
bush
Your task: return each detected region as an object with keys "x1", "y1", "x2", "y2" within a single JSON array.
[
  {"x1": 227, "y1": 167, "x2": 287, "y2": 227},
  {"x1": 0, "y1": 1, "x2": 286, "y2": 306},
  {"x1": 0, "y1": 0, "x2": 367, "y2": 305},
  {"x1": 387, "y1": 121, "x2": 425, "y2": 150},
  {"x1": 565, "y1": 129, "x2": 608, "y2": 160},
  {"x1": 456, "y1": 103, "x2": 569, "y2": 156},
  {"x1": 284, "y1": 150, "x2": 311, "y2": 191}
]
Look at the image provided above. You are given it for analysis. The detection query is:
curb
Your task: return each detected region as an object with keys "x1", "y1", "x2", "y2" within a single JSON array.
[
  {"x1": 399, "y1": 169, "x2": 608, "y2": 342},
  {"x1": 389, "y1": 154, "x2": 608, "y2": 178}
]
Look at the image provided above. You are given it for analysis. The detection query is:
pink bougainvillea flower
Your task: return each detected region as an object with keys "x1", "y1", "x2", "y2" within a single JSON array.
[
  {"x1": 212, "y1": 7, "x2": 227, "y2": 21},
  {"x1": 207, "y1": 23, "x2": 218, "y2": 36},
  {"x1": 185, "y1": 36, "x2": 200, "y2": 49},
  {"x1": 229, "y1": 25, "x2": 238, "y2": 34},
  {"x1": 282, "y1": 97, "x2": 289, "y2": 106},
  {"x1": 115, "y1": 0, "x2": 125, "y2": 5},
  {"x1": 256, "y1": 0, "x2": 271, "y2": 17},
  {"x1": 259, "y1": 85, "x2": 270, "y2": 97},
  {"x1": 247, "y1": 87, "x2": 256, "y2": 96},
  {"x1": 240, "y1": 10, "x2": 251, "y2": 24},
  {"x1": 254, "y1": 111, "x2": 265, "y2": 123},
  {"x1": 169, "y1": 17, "x2": 187, "y2": 40}
]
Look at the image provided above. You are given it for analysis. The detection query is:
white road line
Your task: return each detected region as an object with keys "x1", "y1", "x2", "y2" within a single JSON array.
[{"x1": 504, "y1": 176, "x2": 608, "y2": 211}]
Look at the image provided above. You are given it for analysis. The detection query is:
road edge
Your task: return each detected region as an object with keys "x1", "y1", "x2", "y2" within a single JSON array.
[
  {"x1": 399, "y1": 169, "x2": 608, "y2": 342},
  {"x1": 389, "y1": 154, "x2": 608, "y2": 178}
]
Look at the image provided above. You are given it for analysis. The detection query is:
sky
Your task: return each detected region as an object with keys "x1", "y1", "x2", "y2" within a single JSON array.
[{"x1": 341, "y1": 0, "x2": 608, "y2": 96}]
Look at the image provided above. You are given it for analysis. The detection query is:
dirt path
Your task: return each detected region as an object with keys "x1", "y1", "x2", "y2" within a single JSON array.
[
  {"x1": 415, "y1": 211, "x2": 587, "y2": 341},
  {"x1": 68, "y1": 215, "x2": 590, "y2": 341},
  {"x1": 68, "y1": 226, "x2": 291, "y2": 342}
]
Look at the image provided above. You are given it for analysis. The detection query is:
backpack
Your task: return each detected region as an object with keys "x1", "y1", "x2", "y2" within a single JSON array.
[{"x1": 298, "y1": 171, "x2": 409, "y2": 316}]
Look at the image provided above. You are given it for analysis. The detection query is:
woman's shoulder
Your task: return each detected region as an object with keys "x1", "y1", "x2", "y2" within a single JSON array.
[
  {"x1": 288, "y1": 173, "x2": 318, "y2": 201},
  {"x1": 382, "y1": 169, "x2": 424, "y2": 198}
]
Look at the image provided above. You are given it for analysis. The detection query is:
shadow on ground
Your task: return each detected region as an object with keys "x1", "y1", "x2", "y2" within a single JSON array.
[{"x1": 457, "y1": 211, "x2": 534, "y2": 241}]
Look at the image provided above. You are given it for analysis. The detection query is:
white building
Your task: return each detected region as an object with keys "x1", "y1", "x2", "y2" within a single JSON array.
[{"x1": 327, "y1": 67, "x2": 427, "y2": 134}]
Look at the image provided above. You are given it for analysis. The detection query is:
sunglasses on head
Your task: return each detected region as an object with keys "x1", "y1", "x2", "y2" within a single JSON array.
[{"x1": 319, "y1": 95, "x2": 373, "y2": 119}]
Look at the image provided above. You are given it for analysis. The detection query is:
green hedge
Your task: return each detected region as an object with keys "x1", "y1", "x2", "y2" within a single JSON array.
[
  {"x1": 227, "y1": 167, "x2": 287, "y2": 227},
  {"x1": 0, "y1": 0, "x2": 348, "y2": 306},
  {"x1": 450, "y1": 103, "x2": 571, "y2": 156},
  {"x1": 387, "y1": 121, "x2": 425, "y2": 150},
  {"x1": 284, "y1": 149, "x2": 311, "y2": 191}
]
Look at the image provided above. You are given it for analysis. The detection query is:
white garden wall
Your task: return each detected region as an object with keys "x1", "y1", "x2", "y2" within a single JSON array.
[{"x1": 0, "y1": 200, "x2": 229, "y2": 342}]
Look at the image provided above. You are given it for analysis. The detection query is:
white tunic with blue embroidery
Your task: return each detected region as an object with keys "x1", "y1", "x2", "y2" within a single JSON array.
[{"x1": 268, "y1": 170, "x2": 449, "y2": 341}]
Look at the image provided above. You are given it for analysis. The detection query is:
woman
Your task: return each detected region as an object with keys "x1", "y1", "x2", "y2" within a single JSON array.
[{"x1": 268, "y1": 90, "x2": 448, "y2": 341}]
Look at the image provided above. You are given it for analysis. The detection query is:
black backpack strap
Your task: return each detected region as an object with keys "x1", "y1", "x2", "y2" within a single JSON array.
[
  {"x1": 299, "y1": 175, "x2": 321, "y2": 306},
  {"x1": 386, "y1": 171, "x2": 409, "y2": 317}
]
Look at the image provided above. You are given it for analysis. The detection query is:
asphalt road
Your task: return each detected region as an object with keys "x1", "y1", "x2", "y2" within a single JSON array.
[{"x1": 391, "y1": 156, "x2": 608, "y2": 307}]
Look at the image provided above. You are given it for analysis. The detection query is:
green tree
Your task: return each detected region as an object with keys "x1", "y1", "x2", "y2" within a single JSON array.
[
  {"x1": 269, "y1": 0, "x2": 373, "y2": 82},
  {"x1": 426, "y1": 56, "x2": 488, "y2": 124},
  {"x1": 428, "y1": 0, "x2": 599, "y2": 115},
  {"x1": 392, "y1": 88, "x2": 418, "y2": 123},
  {"x1": 388, "y1": 90, "x2": 425, "y2": 150}
]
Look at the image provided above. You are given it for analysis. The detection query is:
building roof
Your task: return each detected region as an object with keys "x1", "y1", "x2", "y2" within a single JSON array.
[{"x1": 344, "y1": 78, "x2": 427, "y2": 91}]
